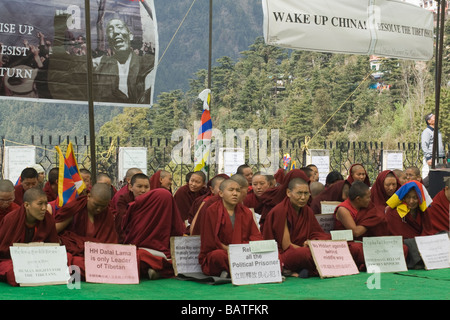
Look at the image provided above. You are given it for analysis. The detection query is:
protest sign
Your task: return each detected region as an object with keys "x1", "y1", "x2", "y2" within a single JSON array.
[
  {"x1": 10, "y1": 243, "x2": 70, "y2": 286},
  {"x1": 228, "y1": 241, "x2": 282, "y2": 285},
  {"x1": 309, "y1": 240, "x2": 359, "y2": 278},
  {"x1": 170, "y1": 236, "x2": 202, "y2": 276},
  {"x1": 362, "y1": 236, "x2": 407, "y2": 272},
  {"x1": 415, "y1": 234, "x2": 450, "y2": 270},
  {"x1": 84, "y1": 242, "x2": 139, "y2": 284},
  {"x1": 315, "y1": 214, "x2": 335, "y2": 233}
]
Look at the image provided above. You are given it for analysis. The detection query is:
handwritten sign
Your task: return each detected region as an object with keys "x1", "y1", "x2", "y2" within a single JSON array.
[
  {"x1": 10, "y1": 243, "x2": 70, "y2": 286},
  {"x1": 320, "y1": 201, "x2": 341, "y2": 214},
  {"x1": 309, "y1": 240, "x2": 359, "y2": 279},
  {"x1": 170, "y1": 236, "x2": 202, "y2": 276},
  {"x1": 362, "y1": 236, "x2": 407, "y2": 273},
  {"x1": 315, "y1": 214, "x2": 335, "y2": 233},
  {"x1": 84, "y1": 242, "x2": 139, "y2": 284},
  {"x1": 415, "y1": 234, "x2": 450, "y2": 270},
  {"x1": 228, "y1": 242, "x2": 282, "y2": 285},
  {"x1": 331, "y1": 230, "x2": 353, "y2": 241}
]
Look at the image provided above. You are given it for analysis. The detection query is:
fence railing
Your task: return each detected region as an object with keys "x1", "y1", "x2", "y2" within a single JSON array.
[{"x1": 1, "y1": 136, "x2": 447, "y2": 190}]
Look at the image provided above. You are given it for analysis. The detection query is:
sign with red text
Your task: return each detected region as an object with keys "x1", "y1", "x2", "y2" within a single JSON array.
[
  {"x1": 85, "y1": 242, "x2": 139, "y2": 284},
  {"x1": 263, "y1": 0, "x2": 433, "y2": 60},
  {"x1": 0, "y1": 0, "x2": 158, "y2": 106},
  {"x1": 309, "y1": 240, "x2": 359, "y2": 278}
]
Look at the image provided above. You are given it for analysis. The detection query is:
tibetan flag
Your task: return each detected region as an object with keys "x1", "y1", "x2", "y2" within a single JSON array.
[
  {"x1": 55, "y1": 142, "x2": 86, "y2": 208},
  {"x1": 194, "y1": 89, "x2": 212, "y2": 173},
  {"x1": 386, "y1": 180, "x2": 433, "y2": 218},
  {"x1": 282, "y1": 154, "x2": 291, "y2": 170}
]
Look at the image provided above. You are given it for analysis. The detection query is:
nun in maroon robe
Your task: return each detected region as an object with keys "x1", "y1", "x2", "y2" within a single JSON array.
[
  {"x1": 122, "y1": 188, "x2": 186, "y2": 279},
  {"x1": 258, "y1": 169, "x2": 310, "y2": 232},
  {"x1": 309, "y1": 180, "x2": 351, "y2": 214},
  {"x1": 55, "y1": 191, "x2": 118, "y2": 278},
  {"x1": 0, "y1": 205, "x2": 59, "y2": 286},
  {"x1": 190, "y1": 194, "x2": 221, "y2": 236},
  {"x1": 263, "y1": 197, "x2": 330, "y2": 276},
  {"x1": 427, "y1": 188, "x2": 449, "y2": 233},
  {"x1": 346, "y1": 163, "x2": 371, "y2": 186},
  {"x1": 0, "y1": 202, "x2": 20, "y2": 224},
  {"x1": 198, "y1": 197, "x2": 263, "y2": 277},
  {"x1": 370, "y1": 170, "x2": 401, "y2": 213},
  {"x1": 174, "y1": 180, "x2": 207, "y2": 221}
]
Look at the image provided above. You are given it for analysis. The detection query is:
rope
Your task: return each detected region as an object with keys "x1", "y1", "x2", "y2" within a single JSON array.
[
  {"x1": 157, "y1": 0, "x2": 198, "y2": 67},
  {"x1": 302, "y1": 71, "x2": 373, "y2": 154}
]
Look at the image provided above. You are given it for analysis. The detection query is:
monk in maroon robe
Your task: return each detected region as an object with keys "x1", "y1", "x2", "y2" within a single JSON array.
[
  {"x1": 258, "y1": 169, "x2": 310, "y2": 232},
  {"x1": 174, "y1": 171, "x2": 207, "y2": 221},
  {"x1": 346, "y1": 163, "x2": 371, "y2": 186},
  {"x1": 122, "y1": 188, "x2": 186, "y2": 279},
  {"x1": 199, "y1": 179, "x2": 263, "y2": 277},
  {"x1": 111, "y1": 167, "x2": 143, "y2": 211},
  {"x1": 243, "y1": 173, "x2": 271, "y2": 214},
  {"x1": 370, "y1": 170, "x2": 400, "y2": 214},
  {"x1": 0, "y1": 180, "x2": 20, "y2": 223},
  {"x1": 43, "y1": 168, "x2": 59, "y2": 202},
  {"x1": 310, "y1": 179, "x2": 351, "y2": 214},
  {"x1": 55, "y1": 183, "x2": 118, "y2": 278},
  {"x1": 427, "y1": 185, "x2": 450, "y2": 234},
  {"x1": 14, "y1": 167, "x2": 39, "y2": 206},
  {"x1": 149, "y1": 170, "x2": 173, "y2": 191},
  {"x1": 188, "y1": 174, "x2": 229, "y2": 234},
  {"x1": 263, "y1": 178, "x2": 330, "y2": 277},
  {"x1": 0, "y1": 188, "x2": 59, "y2": 286}
]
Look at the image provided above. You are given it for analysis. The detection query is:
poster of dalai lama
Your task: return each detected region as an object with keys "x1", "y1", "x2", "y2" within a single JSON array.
[{"x1": 0, "y1": 0, "x2": 158, "y2": 106}]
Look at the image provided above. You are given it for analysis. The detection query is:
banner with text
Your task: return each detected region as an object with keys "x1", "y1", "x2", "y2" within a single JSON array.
[
  {"x1": 0, "y1": 0, "x2": 158, "y2": 106},
  {"x1": 262, "y1": 0, "x2": 434, "y2": 60}
]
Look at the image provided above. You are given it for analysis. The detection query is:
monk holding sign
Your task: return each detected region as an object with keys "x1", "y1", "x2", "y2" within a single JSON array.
[
  {"x1": 199, "y1": 179, "x2": 263, "y2": 277},
  {"x1": 55, "y1": 184, "x2": 118, "y2": 278},
  {"x1": 263, "y1": 178, "x2": 330, "y2": 278},
  {"x1": 0, "y1": 188, "x2": 59, "y2": 286}
]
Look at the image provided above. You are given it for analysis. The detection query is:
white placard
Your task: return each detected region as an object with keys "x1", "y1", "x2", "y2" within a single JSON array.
[
  {"x1": 3, "y1": 146, "x2": 36, "y2": 183},
  {"x1": 228, "y1": 242, "x2": 282, "y2": 285},
  {"x1": 383, "y1": 150, "x2": 404, "y2": 170},
  {"x1": 170, "y1": 236, "x2": 202, "y2": 275},
  {"x1": 362, "y1": 236, "x2": 407, "y2": 273},
  {"x1": 308, "y1": 149, "x2": 330, "y2": 185},
  {"x1": 10, "y1": 243, "x2": 70, "y2": 286},
  {"x1": 320, "y1": 201, "x2": 341, "y2": 214},
  {"x1": 415, "y1": 234, "x2": 450, "y2": 270},
  {"x1": 331, "y1": 230, "x2": 354, "y2": 241},
  {"x1": 217, "y1": 148, "x2": 245, "y2": 176},
  {"x1": 118, "y1": 147, "x2": 147, "y2": 181},
  {"x1": 263, "y1": 0, "x2": 434, "y2": 61}
]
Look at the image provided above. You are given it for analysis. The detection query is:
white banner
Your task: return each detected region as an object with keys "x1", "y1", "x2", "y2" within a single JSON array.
[{"x1": 262, "y1": 0, "x2": 434, "y2": 60}]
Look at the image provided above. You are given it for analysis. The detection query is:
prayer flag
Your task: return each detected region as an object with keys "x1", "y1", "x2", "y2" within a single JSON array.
[
  {"x1": 283, "y1": 154, "x2": 291, "y2": 170},
  {"x1": 194, "y1": 89, "x2": 212, "y2": 173}
]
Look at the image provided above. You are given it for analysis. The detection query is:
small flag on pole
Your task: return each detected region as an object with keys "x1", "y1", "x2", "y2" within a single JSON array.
[{"x1": 194, "y1": 89, "x2": 212, "y2": 174}]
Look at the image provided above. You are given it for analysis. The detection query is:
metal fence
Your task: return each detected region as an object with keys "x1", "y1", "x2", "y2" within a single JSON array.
[{"x1": 1, "y1": 135, "x2": 447, "y2": 190}]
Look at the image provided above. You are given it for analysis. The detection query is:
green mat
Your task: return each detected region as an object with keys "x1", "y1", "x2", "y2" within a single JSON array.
[{"x1": 1, "y1": 269, "x2": 448, "y2": 301}]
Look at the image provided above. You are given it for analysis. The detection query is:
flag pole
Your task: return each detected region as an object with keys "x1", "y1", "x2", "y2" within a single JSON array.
[
  {"x1": 84, "y1": 0, "x2": 97, "y2": 183},
  {"x1": 207, "y1": 0, "x2": 213, "y2": 180}
]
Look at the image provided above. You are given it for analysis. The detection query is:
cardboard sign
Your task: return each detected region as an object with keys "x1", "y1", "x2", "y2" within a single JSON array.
[
  {"x1": 84, "y1": 242, "x2": 139, "y2": 284},
  {"x1": 315, "y1": 214, "x2": 335, "y2": 233},
  {"x1": 170, "y1": 236, "x2": 202, "y2": 276},
  {"x1": 362, "y1": 236, "x2": 407, "y2": 273},
  {"x1": 228, "y1": 241, "x2": 282, "y2": 286},
  {"x1": 10, "y1": 243, "x2": 70, "y2": 286},
  {"x1": 320, "y1": 201, "x2": 341, "y2": 214},
  {"x1": 309, "y1": 240, "x2": 359, "y2": 279},
  {"x1": 415, "y1": 234, "x2": 450, "y2": 270}
]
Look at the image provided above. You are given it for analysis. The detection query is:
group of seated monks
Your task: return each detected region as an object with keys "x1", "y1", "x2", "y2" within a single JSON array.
[{"x1": 0, "y1": 162, "x2": 448, "y2": 286}]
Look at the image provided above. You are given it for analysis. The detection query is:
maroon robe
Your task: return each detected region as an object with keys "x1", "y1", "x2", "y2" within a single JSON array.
[
  {"x1": 263, "y1": 197, "x2": 330, "y2": 275},
  {"x1": 243, "y1": 189, "x2": 264, "y2": 213},
  {"x1": 334, "y1": 198, "x2": 388, "y2": 240},
  {"x1": 174, "y1": 184, "x2": 207, "y2": 221},
  {"x1": 258, "y1": 169, "x2": 310, "y2": 232},
  {"x1": 386, "y1": 207, "x2": 434, "y2": 239},
  {"x1": 199, "y1": 199, "x2": 263, "y2": 276},
  {"x1": 111, "y1": 184, "x2": 129, "y2": 211},
  {"x1": 43, "y1": 181, "x2": 58, "y2": 202},
  {"x1": 190, "y1": 194, "x2": 221, "y2": 236},
  {"x1": 0, "y1": 202, "x2": 20, "y2": 224},
  {"x1": 13, "y1": 184, "x2": 25, "y2": 206},
  {"x1": 310, "y1": 180, "x2": 350, "y2": 214},
  {"x1": 346, "y1": 163, "x2": 371, "y2": 186},
  {"x1": 0, "y1": 206, "x2": 59, "y2": 286},
  {"x1": 370, "y1": 170, "x2": 400, "y2": 213},
  {"x1": 115, "y1": 191, "x2": 135, "y2": 242},
  {"x1": 427, "y1": 189, "x2": 450, "y2": 233},
  {"x1": 122, "y1": 188, "x2": 186, "y2": 278},
  {"x1": 55, "y1": 195, "x2": 118, "y2": 277}
]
